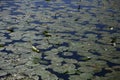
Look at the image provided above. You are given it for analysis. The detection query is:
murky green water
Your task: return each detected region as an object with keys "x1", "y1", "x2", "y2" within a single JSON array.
[{"x1": 0, "y1": 0, "x2": 120, "y2": 80}]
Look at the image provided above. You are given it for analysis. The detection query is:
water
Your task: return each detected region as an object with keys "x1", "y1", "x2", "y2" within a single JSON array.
[{"x1": 0, "y1": 0, "x2": 120, "y2": 80}]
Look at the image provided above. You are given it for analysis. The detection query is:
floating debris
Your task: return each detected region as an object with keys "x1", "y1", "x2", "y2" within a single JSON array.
[
  {"x1": 7, "y1": 28, "x2": 14, "y2": 33},
  {"x1": 81, "y1": 56, "x2": 92, "y2": 61},
  {"x1": 42, "y1": 31, "x2": 52, "y2": 37},
  {"x1": 78, "y1": 5, "x2": 81, "y2": 11},
  {"x1": 32, "y1": 46, "x2": 40, "y2": 53},
  {"x1": 110, "y1": 37, "x2": 117, "y2": 46},
  {"x1": 0, "y1": 44, "x2": 4, "y2": 48},
  {"x1": 74, "y1": 18, "x2": 79, "y2": 21},
  {"x1": 45, "y1": 0, "x2": 51, "y2": 1},
  {"x1": 109, "y1": 26, "x2": 114, "y2": 30}
]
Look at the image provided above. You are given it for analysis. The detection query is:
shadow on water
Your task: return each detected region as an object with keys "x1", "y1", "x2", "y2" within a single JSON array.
[
  {"x1": 88, "y1": 49, "x2": 101, "y2": 56},
  {"x1": 94, "y1": 68, "x2": 112, "y2": 77},
  {"x1": 46, "y1": 68, "x2": 69, "y2": 80},
  {"x1": 83, "y1": 31, "x2": 102, "y2": 39},
  {"x1": 39, "y1": 53, "x2": 51, "y2": 66}
]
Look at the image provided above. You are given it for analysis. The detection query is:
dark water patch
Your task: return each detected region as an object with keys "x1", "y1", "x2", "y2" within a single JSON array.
[
  {"x1": 112, "y1": 56, "x2": 120, "y2": 59},
  {"x1": 51, "y1": 7, "x2": 66, "y2": 12},
  {"x1": 3, "y1": 1, "x2": 19, "y2": 6},
  {"x1": 41, "y1": 42, "x2": 69, "y2": 52},
  {"x1": 70, "y1": 39, "x2": 80, "y2": 41},
  {"x1": 0, "y1": 73, "x2": 11, "y2": 79},
  {"x1": 106, "y1": 61, "x2": 120, "y2": 67},
  {"x1": 74, "y1": 63, "x2": 80, "y2": 69},
  {"x1": 86, "y1": 9, "x2": 96, "y2": 17},
  {"x1": 40, "y1": 59, "x2": 51, "y2": 66},
  {"x1": 116, "y1": 47, "x2": 120, "y2": 51},
  {"x1": 4, "y1": 33, "x2": 11, "y2": 39},
  {"x1": 41, "y1": 45, "x2": 55, "y2": 52},
  {"x1": 0, "y1": 1, "x2": 20, "y2": 10},
  {"x1": 0, "y1": 48, "x2": 13, "y2": 54},
  {"x1": 106, "y1": 8, "x2": 117, "y2": 13},
  {"x1": 10, "y1": 11, "x2": 25, "y2": 15},
  {"x1": 95, "y1": 40, "x2": 108, "y2": 45},
  {"x1": 81, "y1": 5, "x2": 96, "y2": 9},
  {"x1": 59, "y1": 42, "x2": 69, "y2": 47},
  {"x1": 52, "y1": 12, "x2": 71, "y2": 19},
  {"x1": 95, "y1": 24, "x2": 106, "y2": 29},
  {"x1": 37, "y1": 75, "x2": 42, "y2": 80},
  {"x1": 57, "y1": 51, "x2": 86, "y2": 61},
  {"x1": 89, "y1": 12, "x2": 96, "y2": 17},
  {"x1": 32, "y1": 43, "x2": 41, "y2": 47},
  {"x1": 43, "y1": 22, "x2": 54, "y2": 24},
  {"x1": 52, "y1": 13, "x2": 63, "y2": 19},
  {"x1": 83, "y1": 31, "x2": 102, "y2": 39},
  {"x1": 95, "y1": 24, "x2": 118, "y2": 34},
  {"x1": 3, "y1": 20, "x2": 18, "y2": 25},
  {"x1": 9, "y1": 39, "x2": 26, "y2": 44},
  {"x1": 88, "y1": 49, "x2": 101, "y2": 56},
  {"x1": 97, "y1": 0, "x2": 103, "y2": 6},
  {"x1": 30, "y1": 20, "x2": 54, "y2": 25},
  {"x1": 29, "y1": 20, "x2": 42, "y2": 24},
  {"x1": 62, "y1": 0, "x2": 71, "y2": 4},
  {"x1": 46, "y1": 68, "x2": 69, "y2": 80},
  {"x1": 4, "y1": 39, "x2": 26, "y2": 47},
  {"x1": 34, "y1": 1, "x2": 50, "y2": 8},
  {"x1": 41, "y1": 52, "x2": 47, "y2": 60},
  {"x1": 81, "y1": 21, "x2": 89, "y2": 25},
  {"x1": 97, "y1": 59, "x2": 120, "y2": 67},
  {"x1": 94, "y1": 68, "x2": 112, "y2": 77},
  {"x1": 107, "y1": 30, "x2": 117, "y2": 34},
  {"x1": 24, "y1": 27, "x2": 39, "y2": 32},
  {"x1": 61, "y1": 61, "x2": 67, "y2": 66},
  {"x1": 38, "y1": 53, "x2": 51, "y2": 66},
  {"x1": 55, "y1": 31, "x2": 77, "y2": 35},
  {"x1": 97, "y1": 29, "x2": 117, "y2": 34},
  {"x1": 30, "y1": 14, "x2": 36, "y2": 19},
  {"x1": 117, "y1": 20, "x2": 120, "y2": 22}
]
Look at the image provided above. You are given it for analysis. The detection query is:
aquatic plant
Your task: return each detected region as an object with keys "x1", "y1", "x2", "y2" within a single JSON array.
[
  {"x1": 45, "y1": 0, "x2": 51, "y2": 1},
  {"x1": 81, "y1": 56, "x2": 91, "y2": 61},
  {"x1": 32, "y1": 57, "x2": 40, "y2": 64},
  {"x1": 0, "y1": 44, "x2": 4, "y2": 48},
  {"x1": 42, "y1": 31, "x2": 52, "y2": 37}
]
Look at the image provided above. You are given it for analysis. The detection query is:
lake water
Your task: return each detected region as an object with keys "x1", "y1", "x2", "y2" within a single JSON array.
[{"x1": 0, "y1": 0, "x2": 120, "y2": 80}]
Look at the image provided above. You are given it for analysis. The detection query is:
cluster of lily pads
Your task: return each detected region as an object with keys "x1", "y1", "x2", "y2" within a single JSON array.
[{"x1": 0, "y1": 0, "x2": 120, "y2": 80}]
